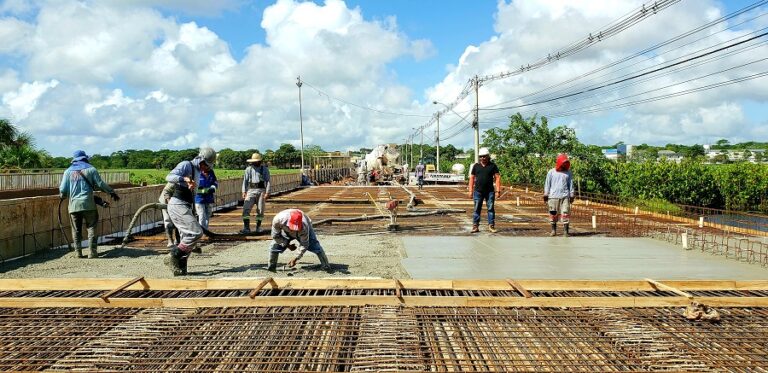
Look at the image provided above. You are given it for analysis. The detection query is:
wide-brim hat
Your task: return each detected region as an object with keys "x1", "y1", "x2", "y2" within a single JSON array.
[
  {"x1": 72, "y1": 150, "x2": 89, "y2": 162},
  {"x1": 246, "y1": 152, "x2": 263, "y2": 163}
]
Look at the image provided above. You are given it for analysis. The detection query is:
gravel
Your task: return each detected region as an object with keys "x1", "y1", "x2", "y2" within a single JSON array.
[{"x1": 0, "y1": 234, "x2": 410, "y2": 279}]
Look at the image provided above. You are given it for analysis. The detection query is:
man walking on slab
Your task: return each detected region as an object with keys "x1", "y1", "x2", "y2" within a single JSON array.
[
  {"x1": 543, "y1": 153, "x2": 575, "y2": 237},
  {"x1": 268, "y1": 209, "x2": 330, "y2": 272},
  {"x1": 59, "y1": 150, "x2": 120, "y2": 258},
  {"x1": 468, "y1": 147, "x2": 501, "y2": 233},
  {"x1": 241, "y1": 152, "x2": 270, "y2": 234}
]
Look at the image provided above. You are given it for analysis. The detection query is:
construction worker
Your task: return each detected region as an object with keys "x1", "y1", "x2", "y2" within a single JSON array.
[
  {"x1": 268, "y1": 208, "x2": 331, "y2": 272},
  {"x1": 240, "y1": 152, "x2": 270, "y2": 233},
  {"x1": 415, "y1": 160, "x2": 425, "y2": 189},
  {"x1": 158, "y1": 182, "x2": 178, "y2": 248},
  {"x1": 58, "y1": 150, "x2": 120, "y2": 258},
  {"x1": 194, "y1": 165, "x2": 218, "y2": 229},
  {"x1": 164, "y1": 147, "x2": 217, "y2": 276},
  {"x1": 468, "y1": 147, "x2": 501, "y2": 233},
  {"x1": 543, "y1": 153, "x2": 575, "y2": 237}
]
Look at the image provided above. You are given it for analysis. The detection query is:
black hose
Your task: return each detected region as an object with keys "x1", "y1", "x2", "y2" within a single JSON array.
[{"x1": 57, "y1": 199, "x2": 72, "y2": 251}]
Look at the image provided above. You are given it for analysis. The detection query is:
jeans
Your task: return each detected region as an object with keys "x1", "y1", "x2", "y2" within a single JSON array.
[
  {"x1": 472, "y1": 190, "x2": 495, "y2": 226},
  {"x1": 195, "y1": 203, "x2": 213, "y2": 229},
  {"x1": 270, "y1": 225, "x2": 325, "y2": 254}
]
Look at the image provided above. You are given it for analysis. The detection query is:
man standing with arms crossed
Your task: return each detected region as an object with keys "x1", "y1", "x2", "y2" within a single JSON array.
[{"x1": 468, "y1": 147, "x2": 501, "y2": 233}]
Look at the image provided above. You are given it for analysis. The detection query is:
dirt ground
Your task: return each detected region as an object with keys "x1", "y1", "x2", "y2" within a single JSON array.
[{"x1": 0, "y1": 234, "x2": 410, "y2": 279}]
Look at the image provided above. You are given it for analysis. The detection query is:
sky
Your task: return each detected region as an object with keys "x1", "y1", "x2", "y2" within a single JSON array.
[{"x1": 0, "y1": 0, "x2": 767, "y2": 157}]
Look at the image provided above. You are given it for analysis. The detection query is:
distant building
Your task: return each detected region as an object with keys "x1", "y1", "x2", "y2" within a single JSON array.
[
  {"x1": 657, "y1": 150, "x2": 683, "y2": 163},
  {"x1": 602, "y1": 148, "x2": 619, "y2": 160},
  {"x1": 617, "y1": 144, "x2": 634, "y2": 158}
]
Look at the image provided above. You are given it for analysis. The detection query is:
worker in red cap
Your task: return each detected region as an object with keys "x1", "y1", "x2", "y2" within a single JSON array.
[
  {"x1": 543, "y1": 153, "x2": 575, "y2": 237},
  {"x1": 268, "y1": 208, "x2": 331, "y2": 272}
]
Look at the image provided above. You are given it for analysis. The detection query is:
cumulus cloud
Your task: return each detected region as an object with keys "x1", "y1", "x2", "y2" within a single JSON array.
[{"x1": 2, "y1": 79, "x2": 59, "y2": 120}]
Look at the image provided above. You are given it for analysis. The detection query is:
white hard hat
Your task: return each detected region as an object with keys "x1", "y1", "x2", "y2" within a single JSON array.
[
  {"x1": 478, "y1": 147, "x2": 490, "y2": 156},
  {"x1": 198, "y1": 147, "x2": 217, "y2": 165}
]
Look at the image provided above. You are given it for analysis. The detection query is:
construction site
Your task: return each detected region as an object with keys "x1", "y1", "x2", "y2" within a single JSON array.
[{"x1": 1, "y1": 170, "x2": 767, "y2": 372}]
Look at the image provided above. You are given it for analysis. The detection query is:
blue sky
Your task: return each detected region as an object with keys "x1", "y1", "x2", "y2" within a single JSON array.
[{"x1": 0, "y1": 0, "x2": 766, "y2": 157}]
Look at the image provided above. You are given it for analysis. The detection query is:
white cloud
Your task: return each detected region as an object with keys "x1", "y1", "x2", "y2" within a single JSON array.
[{"x1": 2, "y1": 79, "x2": 59, "y2": 120}]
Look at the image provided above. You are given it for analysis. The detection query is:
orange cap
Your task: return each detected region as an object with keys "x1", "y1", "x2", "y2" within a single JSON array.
[{"x1": 287, "y1": 210, "x2": 303, "y2": 231}]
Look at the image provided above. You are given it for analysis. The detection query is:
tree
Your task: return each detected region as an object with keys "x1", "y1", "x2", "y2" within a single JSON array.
[
  {"x1": 714, "y1": 139, "x2": 730, "y2": 149},
  {"x1": 684, "y1": 144, "x2": 705, "y2": 158},
  {"x1": 273, "y1": 144, "x2": 299, "y2": 168},
  {"x1": 0, "y1": 119, "x2": 50, "y2": 169}
]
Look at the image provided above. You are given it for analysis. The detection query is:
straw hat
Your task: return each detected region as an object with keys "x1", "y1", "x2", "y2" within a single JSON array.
[{"x1": 246, "y1": 153, "x2": 263, "y2": 163}]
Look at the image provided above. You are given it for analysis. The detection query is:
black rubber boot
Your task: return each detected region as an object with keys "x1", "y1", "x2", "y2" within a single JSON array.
[
  {"x1": 563, "y1": 223, "x2": 570, "y2": 237},
  {"x1": 164, "y1": 246, "x2": 184, "y2": 276},
  {"x1": 255, "y1": 220, "x2": 262, "y2": 233},
  {"x1": 550, "y1": 223, "x2": 557, "y2": 236},
  {"x1": 268, "y1": 252, "x2": 279, "y2": 272},
  {"x1": 317, "y1": 252, "x2": 332, "y2": 272},
  {"x1": 240, "y1": 219, "x2": 250, "y2": 234},
  {"x1": 179, "y1": 253, "x2": 189, "y2": 275}
]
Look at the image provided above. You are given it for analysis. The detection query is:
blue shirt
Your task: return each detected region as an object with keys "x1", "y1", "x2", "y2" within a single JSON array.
[{"x1": 194, "y1": 169, "x2": 218, "y2": 204}]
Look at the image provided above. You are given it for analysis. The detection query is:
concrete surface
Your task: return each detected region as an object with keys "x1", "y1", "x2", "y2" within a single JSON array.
[{"x1": 400, "y1": 236, "x2": 768, "y2": 280}]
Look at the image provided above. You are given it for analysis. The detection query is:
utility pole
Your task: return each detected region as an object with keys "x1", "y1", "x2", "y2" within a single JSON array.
[
  {"x1": 296, "y1": 76, "x2": 305, "y2": 172},
  {"x1": 473, "y1": 74, "x2": 480, "y2": 164},
  {"x1": 419, "y1": 128, "x2": 424, "y2": 163},
  {"x1": 435, "y1": 112, "x2": 440, "y2": 172}
]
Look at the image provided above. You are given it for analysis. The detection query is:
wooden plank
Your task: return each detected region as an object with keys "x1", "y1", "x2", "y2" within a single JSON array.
[
  {"x1": 506, "y1": 279, "x2": 533, "y2": 298},
  {"x1": 100, "y1": 277, "x2": 147, "y2": 301},
  {"x1": 249, "y1": 277, "x2": 277, "y2": 299},
  {"x1": 2, "y1": 296, "x2": 767, "y2": 308},
  {"x1": 646, "y1": 278, "x2": 693, "y2": 299}
]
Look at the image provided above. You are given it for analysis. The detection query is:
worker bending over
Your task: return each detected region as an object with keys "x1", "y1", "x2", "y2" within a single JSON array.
[
  {"x1": 268, "y1": 209, "x2": 331, "y2": 272},
  {"x1": 164, "y1": 147, "x2": 217, "y2": 275},
  {"x1": 543, "y1": 153, "x2": 575, "y2": 237}
]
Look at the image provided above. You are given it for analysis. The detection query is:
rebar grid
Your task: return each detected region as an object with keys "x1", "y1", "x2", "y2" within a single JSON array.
[{"x1": 1, "y1": 306, "x2": 767, "y2": 372}]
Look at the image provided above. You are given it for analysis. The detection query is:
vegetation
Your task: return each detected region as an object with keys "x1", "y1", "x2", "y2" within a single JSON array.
[
  {"x1": 0, "y1": 119, "x2": 51, "y2": 170},
  {"x1": 125, "y1": 168, "x2": 299, "y2": 185},
  {"x1": 482, "y1": 113, "x2": 768, "y2": 213}
]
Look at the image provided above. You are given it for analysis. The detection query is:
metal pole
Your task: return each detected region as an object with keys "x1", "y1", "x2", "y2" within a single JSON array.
[
  {"x1": 473, "y1": 75, "x2": 480, "y2": 164},
  {"x1": 436, "y1": 112, "x2": 440, "y2": 172},
  {"x1": 420, "y1": 128, "x2": 423, "y2": 163},
  {"x1": 296, "y1": 76, "x2": 305, "y2": 171}
]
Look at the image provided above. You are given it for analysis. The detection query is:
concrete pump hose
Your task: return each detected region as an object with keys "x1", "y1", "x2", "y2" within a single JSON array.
[{"x1": 120, "y1": 202, "x2": 166, "y2": 248}]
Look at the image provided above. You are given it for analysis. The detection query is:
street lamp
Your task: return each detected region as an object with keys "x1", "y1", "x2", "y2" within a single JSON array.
[{"x1": 296, "y1": 76, "x2": 305, "y2": 172}]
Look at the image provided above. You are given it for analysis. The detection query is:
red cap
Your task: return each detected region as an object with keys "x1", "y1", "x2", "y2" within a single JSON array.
[
  {"x1": 287, "y1": 210, "x2": 303, "y2": 231},
  {"x1": 556, "y1": 153, "x2": 570, "y2": 171}
]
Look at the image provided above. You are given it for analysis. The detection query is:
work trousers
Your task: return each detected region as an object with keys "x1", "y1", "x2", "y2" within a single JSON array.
[
  {"x1": 548, "y1": 197, "x2": 571, "y2": 223},
  {"x1": 70, "y1": 210, "x2": 99, "y2": 249},
  {"x1": 472, "y1": 190, "x2": 496, "y2": 226},
  {"x1": 167, "y1": 200, "x2": 203, "y2": 252},
  {"x1": 159, "y1": 194, "x2": 174, "y2": 230},
  {"x1": 243, "y1": 188, "x2": 266, "y2": 222},
  {"x1": 195, "y1": 203, "x2": 213, "y2": 229}
]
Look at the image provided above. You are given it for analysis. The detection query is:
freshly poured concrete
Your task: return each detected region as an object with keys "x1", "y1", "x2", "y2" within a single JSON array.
[{"x1": 400, "y1": 236, "x2": 768, "y2": 280}]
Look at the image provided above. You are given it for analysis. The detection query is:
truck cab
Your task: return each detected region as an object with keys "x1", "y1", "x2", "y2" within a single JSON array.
[{"x1": 425, "y1": 164, "x2": 436, "y2": 173}]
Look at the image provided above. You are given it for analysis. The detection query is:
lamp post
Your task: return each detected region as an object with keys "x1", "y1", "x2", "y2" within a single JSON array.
[{"x1": 296, "y1": 76, "x2": 305, "y2": 171}]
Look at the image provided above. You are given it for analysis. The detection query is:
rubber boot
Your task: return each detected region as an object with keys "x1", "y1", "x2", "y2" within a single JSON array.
[
  {"x1": 164, "y1": 246, "x2": 184, "y2": 276},
  {"x1": 317, "y1": 252, "x2": 332, "y2": 272},
  {"x1": 75, "y1": 248, "x2": 85, "y2": 259},
  {"x1": 88, "y1": 245, "x2": 98, "y2": 259},
  {"x1": 550, "y1": 223, "x2": 557, "y2": 236},
  {"x1": 563, "y1": 223, "x2": 570, "y2": 237},
  {"x1": 255, "y1": 220, "x2": 262, "y2": 233},
  {"x1": 240, "y1": 219, "x2": 250, "y2": 234},
  {"x1": 179, "y1": 253, "x2": 189, "y2": 275},
  {"x1": 268, "y1": 252, "x2": 279, "y2": 272},
  {"x1": 165, "y1": 227, "x2": 176, "y2": 248}
]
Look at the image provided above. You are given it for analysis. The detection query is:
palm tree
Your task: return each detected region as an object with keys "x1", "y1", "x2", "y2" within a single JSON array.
[{"x1": 0, "y1": 118, "x2": 49, "y2": 169}]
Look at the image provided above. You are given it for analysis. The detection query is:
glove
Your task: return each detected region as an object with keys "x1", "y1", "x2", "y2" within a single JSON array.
[
  {"x1": 208, "y1": 185, "x2": 216, "y2": 194},
  {"x1": 543, "y1": 195, "x2": 549, "y2": 203},
  {"x1": 110, "y1": 192, "x2": 120, "y2": 201},
  {"x1": 94, "y1": 195, "x2": 110, "y2": 208}
]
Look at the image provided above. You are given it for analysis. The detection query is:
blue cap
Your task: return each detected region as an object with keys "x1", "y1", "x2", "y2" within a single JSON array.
[{"x1": 72, "y1": 150, "x2": 88, "y2": 162}]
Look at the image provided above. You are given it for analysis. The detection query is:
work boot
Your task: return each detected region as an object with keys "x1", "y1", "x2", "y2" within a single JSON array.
[
  {"x1": 88, "y1": 247, "x2": 98, "y2": 259},
  {"x1": 489, "y1": 224, "x2": 498, "y2": 233},
  {"x1": 268, "y1": 252, "x2": 279, "y2": 272},
  {"x1": 255, "y1": 220, "x2": 262, "y2": 233},
  {"x1": 164, "y1": 246, "x2": 184, "y2": 276},
  {"x1": 471, "y1": 225, "x2": 479, "y2": 233},
  {"x1": 179, "y1": 254, "x2": 189, "y2": 275},
  {"x1": 563, "y1": 223, "x2": 570, "y2": 237},
  {"x1": 239, "y1": 219, "x2": 250, "y2": 234},
  {"x1": 317, "y1": 252, "x2": 332, "y2": 272},
  {"x1": 549, "y1": 223, "x2": 557, "y2": 237},
  {"x1": 75, "y1": 248, "x2": 85, "y2": 259}
]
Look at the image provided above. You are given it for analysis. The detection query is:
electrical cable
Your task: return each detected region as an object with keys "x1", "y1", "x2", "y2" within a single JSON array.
[{"x1": 300, "y1": 80, "x2": 432, "y2": 118}]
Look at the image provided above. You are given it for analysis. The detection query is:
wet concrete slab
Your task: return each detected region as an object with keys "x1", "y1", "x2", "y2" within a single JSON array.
[{"x1": 400, "y1": 236, "x2": 768, "y2": 280}]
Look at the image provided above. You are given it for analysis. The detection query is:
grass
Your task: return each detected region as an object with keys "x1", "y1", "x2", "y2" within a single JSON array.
[
  {"x1": 111, "y1": 169, "x2": 299, "y2": 186},
  {"x1": 624, "y1": 197, "x2": 683, "y2": 215}
]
